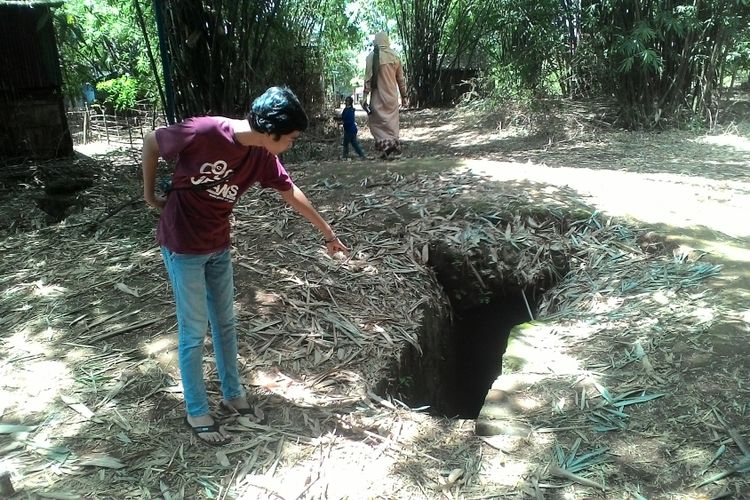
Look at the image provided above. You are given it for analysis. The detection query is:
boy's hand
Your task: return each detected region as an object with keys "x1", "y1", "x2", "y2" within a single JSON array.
[
  {"x1": 146, "y1": 194, "x2": 167, "y2": 210},
  {"x1": 325, "y1": 236, "x2": 349, "y2": 256}
]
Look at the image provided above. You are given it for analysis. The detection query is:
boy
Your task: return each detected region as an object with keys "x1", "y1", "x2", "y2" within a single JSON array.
[
  {"x1": 142, "y1": 87, "x2": 348, "y2": 445},
  {"x1": 341, "y1": 96, "x2": 366, "y2": 160}
]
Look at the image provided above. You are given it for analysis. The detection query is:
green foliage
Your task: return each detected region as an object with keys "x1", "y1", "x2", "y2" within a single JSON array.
[
  {"x1": 461, "y1": 66, "x2": 536, "y2": 107},
  {"x1": 386, "y1": 0, "x2": 499, "y2": 106},
  {"x1": 467, "y1": 0, "x2": 570, "y2": 98},
  {"x1": 96, "y1": 76, "x2": 139, "y2": 111},
  {"x1": 469, "y1": 0, "x2": 750, "y2": 128},
  {"x1": 51, "y1": 0, "x2": 750, "y2": 128},
  {"x1": 54, "y1": 0, "x2": 159, "y2": 108},
  {"x1": 578, "y1": 1, "x2": 750, "y2": 127},
  {"x1": 155, "y1": 0, "x2": 365, "y2": 118},
  {"x1": 313, "y1": 2, "x2": 367, "y2": 99}
]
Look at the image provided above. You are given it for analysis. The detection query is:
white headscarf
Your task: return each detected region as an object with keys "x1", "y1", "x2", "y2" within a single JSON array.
[{"x1": 365, "y1": 32, "x2": 401, "y2": 83}]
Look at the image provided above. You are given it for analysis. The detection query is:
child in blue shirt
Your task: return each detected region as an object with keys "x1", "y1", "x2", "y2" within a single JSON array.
[{"x1": 341, "y1": 96, "x2": 366, "y2": 159}]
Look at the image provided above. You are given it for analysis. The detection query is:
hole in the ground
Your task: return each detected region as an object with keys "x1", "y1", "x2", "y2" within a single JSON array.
[
  {"x1": 391, "y1": 287, "x2": 540, "y2": 419},
  {"x1": 382, "y1": 239, "x2": 562, "y2": 419},
  {"x1": 36, "y1": 175, "x2": 93, "y2": 223},
  {"x1": 449, "y1": 290, "x2": 536, "y2": 418}
]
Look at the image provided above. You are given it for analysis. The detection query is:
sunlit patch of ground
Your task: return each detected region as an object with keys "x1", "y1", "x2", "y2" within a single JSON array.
[
  {"x1": 460, "y1": 158, "x2": 750, "y2": 240},
  {"x1": 696, "y1": 132, "x2": 750, "y2": 152}
]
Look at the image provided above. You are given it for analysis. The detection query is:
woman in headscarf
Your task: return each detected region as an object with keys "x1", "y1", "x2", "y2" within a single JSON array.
[{"x1": 362, "y1": 32, "x2": 408, "y2": 159}]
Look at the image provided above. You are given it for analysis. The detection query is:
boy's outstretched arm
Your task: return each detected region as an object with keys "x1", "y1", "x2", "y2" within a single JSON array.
[
  {"x1": 142, "y1": 131, "x2": 166, "y2": 210},
  {"x1": 280, "y1": 185, "x2": 349, "y2": 255}
]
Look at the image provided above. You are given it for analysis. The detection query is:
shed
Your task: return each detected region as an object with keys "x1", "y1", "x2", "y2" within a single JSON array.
[
  {"x1": 433, "y1": 51, "x2": 487, "y2": 106},
  {"x1": 0, "y1": 0, "x2": 73, "y2": 160}
]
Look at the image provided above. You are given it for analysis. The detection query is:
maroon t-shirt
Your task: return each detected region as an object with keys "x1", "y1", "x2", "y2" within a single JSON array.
[{"x1": 155, "y1": 116, "x2": 293, "y2": 254}]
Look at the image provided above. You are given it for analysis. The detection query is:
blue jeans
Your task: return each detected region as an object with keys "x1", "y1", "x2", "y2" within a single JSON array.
[
  {"x1": 343, "y1": 131, "x2": 365, "y2": 158},
  {"x1": 161, "y1": 247, "x2": 244, "y2": 417}
]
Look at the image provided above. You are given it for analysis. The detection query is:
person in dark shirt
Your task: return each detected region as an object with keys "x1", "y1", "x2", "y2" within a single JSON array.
[
  {"x1": 341, "y1": 96, "x2": 366, "y2": 160},
  {"x1": 141, "y1": 87, "x2": 348, "y2": 445}
]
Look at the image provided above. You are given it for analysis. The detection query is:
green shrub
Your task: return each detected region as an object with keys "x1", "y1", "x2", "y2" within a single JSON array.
[{"x1": 96, "y1": 76, "x2": 139, "y2": 111}]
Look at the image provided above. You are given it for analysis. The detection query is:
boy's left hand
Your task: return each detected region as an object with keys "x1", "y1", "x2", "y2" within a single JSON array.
[{"x1": 325, "y1": 236, "x2": 349, "y2": 256}]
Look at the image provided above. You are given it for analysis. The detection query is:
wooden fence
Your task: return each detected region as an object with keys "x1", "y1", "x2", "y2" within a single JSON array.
[{"x1": 67, "y1": 104, "x2": 164, "y2": 148}]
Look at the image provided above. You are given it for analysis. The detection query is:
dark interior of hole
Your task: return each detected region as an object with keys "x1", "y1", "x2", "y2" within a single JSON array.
[
  {"x1": 449, "y1": 291, "x2": 534, "y2": 418},
  {"x1": 36, "y1": 175, "x2": 93, "y2": 222},
  {"x1": 390, "y1": 287, "x2": 539, "y2": 420}
]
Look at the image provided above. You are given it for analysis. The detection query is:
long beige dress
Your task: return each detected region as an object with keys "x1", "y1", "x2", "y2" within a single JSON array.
[{"x1": 364, "y1": 34, "x2": 407, "y2": 156}]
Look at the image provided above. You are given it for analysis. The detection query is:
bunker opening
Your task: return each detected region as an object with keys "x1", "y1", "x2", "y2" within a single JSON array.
[
  {"x1": 20, "y1": 163, "x2": 95, "y2": 224},
  {"x1": 384, "y1": 240, "x2": 564, "y2": 420},
  {"x1": 393, "y1": 286, "x2": 543, "y2": 419},
  {"x1": 36, "y1": 174, "x2": 93, "y2": 223},
  {"x1": 449, "y1": 290, "x2": 537, "y2": 418}
]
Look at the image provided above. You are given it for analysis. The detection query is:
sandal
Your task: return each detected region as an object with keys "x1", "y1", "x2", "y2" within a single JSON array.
[{"x1": 183, "y1": 417, "x2": 231, "y2": 446}]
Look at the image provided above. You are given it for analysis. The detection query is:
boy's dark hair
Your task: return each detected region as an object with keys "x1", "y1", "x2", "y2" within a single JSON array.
[
  {"x1": 247, "y1": 87, "x2": 308, "y2": 138},
  {"x1": 345, "y1": 96, "x2": 354, "y2": 106}
]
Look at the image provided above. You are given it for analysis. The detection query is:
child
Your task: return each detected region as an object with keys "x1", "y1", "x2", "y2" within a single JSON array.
[
  {"x1": 141, "y1": 87, "x2": 348, "y2": 445},
  {"x1": 341, "y1": 96, "x2": 366, "y2": 159}
]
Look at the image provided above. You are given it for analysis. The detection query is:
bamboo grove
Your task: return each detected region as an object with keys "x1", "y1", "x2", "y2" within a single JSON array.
[{"x1": 54, "y1": 0, "x2": 750, "y2": 128}]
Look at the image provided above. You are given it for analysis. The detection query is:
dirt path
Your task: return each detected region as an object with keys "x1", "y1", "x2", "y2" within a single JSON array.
[
  {"x1": 462, "y1": 147, "x2": 750, "y2": 324},
  {"x1": 1, "y1": 107, "x2": 749, "y2": 498},
  {"x1": 462, "y1": 155, "x2": 750, "y2": 297},
  {"x1": 288, "y1": 112, "x2": 750, "y2": 495},
  {"x1": 394, "y1": 114, "x2": 750, "y2": 496}
]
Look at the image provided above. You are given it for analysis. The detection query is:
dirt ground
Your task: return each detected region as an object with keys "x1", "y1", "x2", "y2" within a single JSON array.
[{"x1": 1, "y1": 99, "x2": 749, "y2": 499}]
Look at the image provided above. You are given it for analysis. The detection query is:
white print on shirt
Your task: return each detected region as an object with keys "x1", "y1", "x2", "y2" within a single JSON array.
[
  {"x1": 191, "y1": 160, "x2": 239, "y2": 202},
  {"x1": 206, "y1": 183, "x2": 239, "y2": 201}
]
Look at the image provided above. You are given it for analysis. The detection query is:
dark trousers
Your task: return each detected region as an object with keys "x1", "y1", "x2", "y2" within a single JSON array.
[{"x1": 343, "y1": 131, "x2": 365, "y2": 158}]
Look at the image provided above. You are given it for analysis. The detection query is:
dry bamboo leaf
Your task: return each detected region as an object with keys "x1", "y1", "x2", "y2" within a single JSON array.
[
  {"x1": 248, "y1": 319, "x2": 282, "y2": 333},
  {"x1": 60, "y1": 395, "x2": 101, "y2": 422},
  {"x1": 728, "y1": 428, "x2": 750, "y2": 457},
  {"x1": 114, "y1": 282, "x2": 139, "y2": 297},
  {"x1": 447, "y1": 468, "x2": 464, "y2": 484},
  {"x1": 0, "y1": 423, "x2": 36, "y2": 434},
  {"x1": 159, "y1": 481, "x2": 173, "y2": 500},
  {"x1": 421, "y1": 243, "x2": 429, "y2": 263},
  {"x1": 89, "y1": 317, "x2": 161, "y2": 342},
  {"x1": 216, "y1": 450, "x2": 231, "y2": 467},
  {"x1": 549, "y1": 465, "x2": 607, "y2": 490},
  {"x1": 37, "y1": 492, "x2": 80, "y2": 500},
  {"x1": 86, "y1": 309, "x2": 126, "y2": 330},
  {"x1": 77, "y1": 454, "x2": 125, "y2": 469}
]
